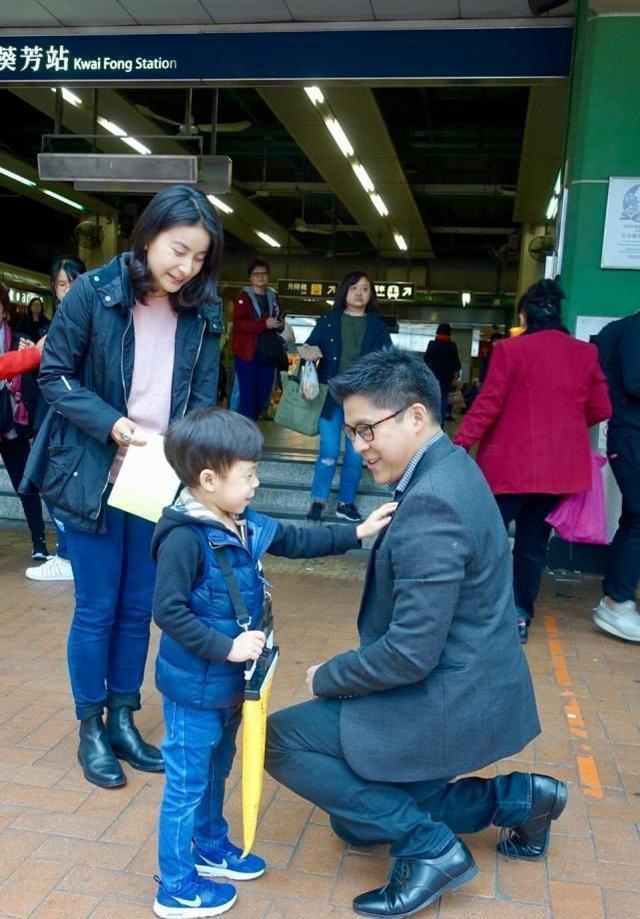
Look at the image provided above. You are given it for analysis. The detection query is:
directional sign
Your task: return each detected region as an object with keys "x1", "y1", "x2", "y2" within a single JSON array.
[{"x1": 278, "y1": 279, "x2": 414, "y2": 301}]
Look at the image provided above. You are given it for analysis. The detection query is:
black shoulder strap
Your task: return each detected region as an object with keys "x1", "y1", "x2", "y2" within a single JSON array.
[{"x1": 212, "y1": 545, "x2": 251, "y2": 630}]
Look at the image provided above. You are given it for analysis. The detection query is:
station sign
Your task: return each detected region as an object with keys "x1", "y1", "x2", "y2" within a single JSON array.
[
  {"x1": 278, "y1": 279, "x2": 414, "y2": 301},
  {"x1": 0, "y1": 28, "x2": 572, "y2": 84}
]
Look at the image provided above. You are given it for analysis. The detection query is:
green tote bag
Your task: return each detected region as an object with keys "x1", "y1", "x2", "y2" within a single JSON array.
[{"x1": 274, "y1": 362, "x2": 328, "y2": 437}]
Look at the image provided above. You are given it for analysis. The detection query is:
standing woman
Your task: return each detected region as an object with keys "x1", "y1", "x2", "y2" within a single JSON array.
[
  {"x1": 424, "y1": 322, "x2": 461, "y2": 425},
  {"x1": 25, "y1": 255, "x2": 87, "y2": 583},
  {"x1": 300, "y1": 271, "x2": 392, "y2": 523},
  {"x1": 24, "y1": 297, "x2": 50, "y2": 343},
  {"x1": 0, "y1": 285, "x2": 50, "y2": 560},
  {"x1": 454, "y1": 279, "x2": 611, "y2": 643},
  {"x1": 25, "y1": 186, "x2": 224, "y2": 788}
]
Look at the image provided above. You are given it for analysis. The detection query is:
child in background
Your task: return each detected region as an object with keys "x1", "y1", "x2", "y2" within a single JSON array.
[{"x1": 152, "y1": 407, "x2": 396, "y2": 918}]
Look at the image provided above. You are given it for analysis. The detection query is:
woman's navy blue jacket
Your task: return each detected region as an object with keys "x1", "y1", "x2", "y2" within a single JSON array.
[
  {"x1": 21, "y1": 252, "x2": 223, "y2": 533},
  {"x1": 151, "y1": 504, "x2": 359, "y2": 709},
  {"x1": 305, "y1": 308, "x2": 392, "y2": 417}
]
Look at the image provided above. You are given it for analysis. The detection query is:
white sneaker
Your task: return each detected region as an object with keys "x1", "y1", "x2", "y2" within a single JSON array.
[
  {"x1": 593, "y1": 598, "x2": 640, "y2": 642},
  {"x1": 25, "y1": 555, "x2": 74, "y2": 582}
]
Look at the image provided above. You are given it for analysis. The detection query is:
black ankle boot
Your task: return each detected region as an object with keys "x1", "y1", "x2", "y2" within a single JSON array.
[
  {"x1": 78, "y1": 715, "x2": 127, "y2": 789},
  {"x1": 106, "y1": 707, "x2": 164, "y2": 773}
]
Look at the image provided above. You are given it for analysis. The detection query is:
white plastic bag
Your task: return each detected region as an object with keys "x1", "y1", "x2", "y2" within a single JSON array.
[{"x1": 301, "y1": 360, "x2": 320, "y2": 401}]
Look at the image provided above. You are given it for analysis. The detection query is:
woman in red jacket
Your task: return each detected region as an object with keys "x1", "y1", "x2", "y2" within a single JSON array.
[{"x1": 455, "y1": 280, "x2": 611, "y2": 642}]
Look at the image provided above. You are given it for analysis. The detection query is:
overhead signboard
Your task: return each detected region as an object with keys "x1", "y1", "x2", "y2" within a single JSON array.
[
  {"x1": 278, "y1": 280, "x2": 415, "y2": 301},
  {"x1": 0, "y1": 29, "x2": 572, "y2": 84}
]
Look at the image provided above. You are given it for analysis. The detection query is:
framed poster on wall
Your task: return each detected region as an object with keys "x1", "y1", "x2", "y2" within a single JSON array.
[{"x1": 601, "y1": 177, "x2": 640, "y2": 269}]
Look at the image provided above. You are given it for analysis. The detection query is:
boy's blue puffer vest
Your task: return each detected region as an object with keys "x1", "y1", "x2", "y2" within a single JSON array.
[{"x1": 155, "y1": 509, "x2": 279, "y2": 709}]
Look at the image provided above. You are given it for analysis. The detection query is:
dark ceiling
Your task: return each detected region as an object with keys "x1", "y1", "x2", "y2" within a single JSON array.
[{"x1": 0, "y1": 83, "x2": 529, "y2": 272}]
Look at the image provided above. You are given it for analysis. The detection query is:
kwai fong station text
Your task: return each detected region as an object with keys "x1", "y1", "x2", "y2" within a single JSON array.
[{"x1": 74, "y1": 56, "x2": 177, "y2": 72}]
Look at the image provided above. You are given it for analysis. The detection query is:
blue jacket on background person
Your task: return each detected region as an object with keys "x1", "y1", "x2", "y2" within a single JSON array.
[
  {"x1": 21, "y1": 252, "x2": 223, "y2": 534},
  {"x1": 305, "y1": 307, "x2": 391, "y2": 417},
  {"x1": 151, "y1": 499, "x2": 359, "y2": 709}
]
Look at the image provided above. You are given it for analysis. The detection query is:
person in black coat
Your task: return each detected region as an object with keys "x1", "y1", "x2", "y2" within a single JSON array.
[
  {"x1": 23, "y1": 185, "x2": 224, "y2": 790},
  {"x1": 424, "y1": 322, "x2": 461, "y2": 424}
]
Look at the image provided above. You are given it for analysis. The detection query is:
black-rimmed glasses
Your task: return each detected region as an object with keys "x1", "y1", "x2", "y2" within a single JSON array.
[{"x1": 343, "y1": 408, "x2": 406, "y2": 443}]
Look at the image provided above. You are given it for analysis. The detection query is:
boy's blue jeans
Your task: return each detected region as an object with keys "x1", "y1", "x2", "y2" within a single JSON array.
[
  {"x1": 65, "y1": 505, "x2": 156, "y2": 719},
  {"x1": 310, "y1": 404, "x2": 363, "y2": 505},
  {"x1": 159, "y1": 698, "x2": 242, "y2": 892}
]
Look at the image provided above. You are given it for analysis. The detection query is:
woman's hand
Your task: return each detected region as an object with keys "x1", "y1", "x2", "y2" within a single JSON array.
[
  {"x1": 227, "y1": 630, "x2": 266, "y2": 663},
  {"x1": 299, "y1": 344, "x2": 322, "y2": 362},
  {"x1": 110, "y1": 417, "x2": 149, "y2": 447},
  {"x1": 266, "y1": 317, "x2": 283, "y2": 330},
  {"x1": 356, "y1": 502, "x2": 398, "y2": 540},
  {"x1": 18, "y1": 337, "x2": 34, "y2": 351},
  {"x1": 36, "y1": 336, "x2": 47, "y2": 355}
]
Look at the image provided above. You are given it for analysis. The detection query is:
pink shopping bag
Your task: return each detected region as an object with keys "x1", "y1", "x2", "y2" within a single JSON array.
[{"x1": 545, "y1": 452, "x2": 608, "y2": 545}]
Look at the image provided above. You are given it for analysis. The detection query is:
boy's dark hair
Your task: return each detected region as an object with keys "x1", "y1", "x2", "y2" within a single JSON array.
[
  {"x1": 248, "y1": 258, "x2": 269, "y2": 277},
  {"x1": 436, "y1": 322, "x2": 452, "y2": 336},
  {"x1": 129, "y1": 185, "x2": 223, "y2": 313},
  {"x1": 329, "y1": 346, "x2": 441, "y2": 423},
  {"x1": 165, "y1": 407, "x2": 263, "y2": 486}
]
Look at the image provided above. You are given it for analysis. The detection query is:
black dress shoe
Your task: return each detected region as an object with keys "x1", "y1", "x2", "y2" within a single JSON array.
[
  {"x1": 78, "y1": 715, "x2": 127, "y2": 789},
  {"x1": 497, "y1": 774, "x2": 568, "y2": 859},
  {"x1": 106, "y1": 707, "x2": 164, "y2": 773},
  {"x1": 353, "y1": 839, "x2": 477, "y2": 917}
]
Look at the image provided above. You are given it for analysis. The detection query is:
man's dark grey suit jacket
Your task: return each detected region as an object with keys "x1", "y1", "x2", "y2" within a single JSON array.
[{"x1": 313, "y1": 435, "x2": 541, "y2": 782}]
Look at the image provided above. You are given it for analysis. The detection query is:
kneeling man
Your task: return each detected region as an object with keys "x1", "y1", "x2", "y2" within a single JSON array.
[{"x1": 266, "y1": 347, "x2": 567, "y2": 918}]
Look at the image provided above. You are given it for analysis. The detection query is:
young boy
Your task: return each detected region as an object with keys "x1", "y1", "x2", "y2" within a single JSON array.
[{"x1": 152, "y1": 407, "x2": 396, "y2": 918}]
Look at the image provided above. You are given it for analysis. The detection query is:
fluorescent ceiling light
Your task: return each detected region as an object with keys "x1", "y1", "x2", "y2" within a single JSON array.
[
  {"x1": 554, "y1": 171, "x2": 561, "y2": 196},
  {"x1": 98, "y1": 116, "x2": 127, "y2": 138},
  {"x1": 370, "y1": 193, "x2": 389, "y2": 217},
  {"x1": 304, "y1": 86, "x2": 324, "y2": 106},
  {"x1": 207, "y1": 194, "x2": 233, "y2": 215},
  {"x1": 546, "y1": 196, "x2": 559, "y2": 220},
  {"x1": 255, "y1": 230, "x2": 280, "y2": 248},
  {"x1": 461, "y1": 291, "x2": 471, "y2": 306},
  {"x1": 43, "y1": 189, "x2": 84, "y2": 211},
  {"x1": 121, "y1": 136, "x2": 151, "y2": 156},
  {"x1": 326, "y1": 299, "x2": 334, "y2": 306},
  {"x1": 352, "y1": 163, "x2": 374, "y2": 193},
  {"x1": 324, "y1": 117, "x2": 353, "y2": 158},
  {"x1": 0, "y1": 166, "x2": 37, "y2": 187},
  {"x1": 394, "y1": 233, "x2": 408, "y2": 251},
  {"x1": 50, "y1": 86, "x2": 82, "y2": 107}
]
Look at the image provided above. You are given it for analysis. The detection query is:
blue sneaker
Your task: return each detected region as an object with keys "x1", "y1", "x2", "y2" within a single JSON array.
[
  {"x1": 193, "y1": 837, "x2": 266, "y2": 881},
  {"x1": 153, "y1": 871, "x2": 236, "y2": 918}
]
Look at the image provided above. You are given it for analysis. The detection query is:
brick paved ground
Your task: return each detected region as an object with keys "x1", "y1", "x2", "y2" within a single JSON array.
[{"x1": 0, "y1": 524, "x2": 639, "y2": 919}]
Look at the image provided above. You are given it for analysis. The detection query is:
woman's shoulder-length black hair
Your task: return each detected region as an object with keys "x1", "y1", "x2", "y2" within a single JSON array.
[
  {"x1": 50, "y1": 255, "x2": 87, "y2": 299},
  {"x1": 333, "y1": 271, "x2": 378, "y2": 314},
  {"x1": 128, "y1": 185, "x2": 224, "y2": 312}
]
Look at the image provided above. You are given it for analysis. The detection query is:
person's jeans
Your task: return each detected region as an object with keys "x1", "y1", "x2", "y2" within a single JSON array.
[
  {"x1": 0, "y1": 435, "x2": 46, "y2": 544},
  {"x1": 439, "y1": 386, "x2": 450, "y2": 425},
  {"x1": 310, "y1": 403, "x2": 363, "y2": 506},
  {"x1": 495, "y1": 493, "x2": 560, "y2": 622},
  {"x1": 603, "y1": 435, "x2": 640, "y2": 603},
  {"x1": 158, "y1": 699, "x2": 242, "y2": 891},
  {"x1": 44, "y1": 499, "x2": 68, "y2": 560},
  {"x1": 65, "y1": 505, "x2": 156, "y2": 719},
  {"x1": 234, "y1": 356, "x2": 275, "y2": 421},
  {"x1": 266, "y1": 699, "x2": 532, "y2": 858}
]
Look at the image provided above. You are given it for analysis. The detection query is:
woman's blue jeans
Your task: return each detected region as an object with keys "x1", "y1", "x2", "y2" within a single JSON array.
[
  {"x1": 310, "y1": 403, "x2": 363, "y2": 506},
  {"x1": 65, "y1": 505, "x2": 156, "y2": 720},
  {"x1": 159, "y1": 698, "x2": 241, "y2": 891}
]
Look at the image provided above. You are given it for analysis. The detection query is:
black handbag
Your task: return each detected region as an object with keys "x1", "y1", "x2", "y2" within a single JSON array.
[
  {"x1": 0, "y1": 383, "x2": 14, "y2": 435},
  {"x1": 255, "y1": 329, "x2": 289, "y2": 371}
]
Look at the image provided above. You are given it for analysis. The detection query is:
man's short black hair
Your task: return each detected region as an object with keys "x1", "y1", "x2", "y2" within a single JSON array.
[
  {"x1": 165, "y1": 407, "x2": 263, "y2": 486},
  {"x1": 329, "y1": 346, "x2": 441, "y2": 423},
  {"x1": 248, "y1": 258, "x2": 270, "y2": 277}
]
